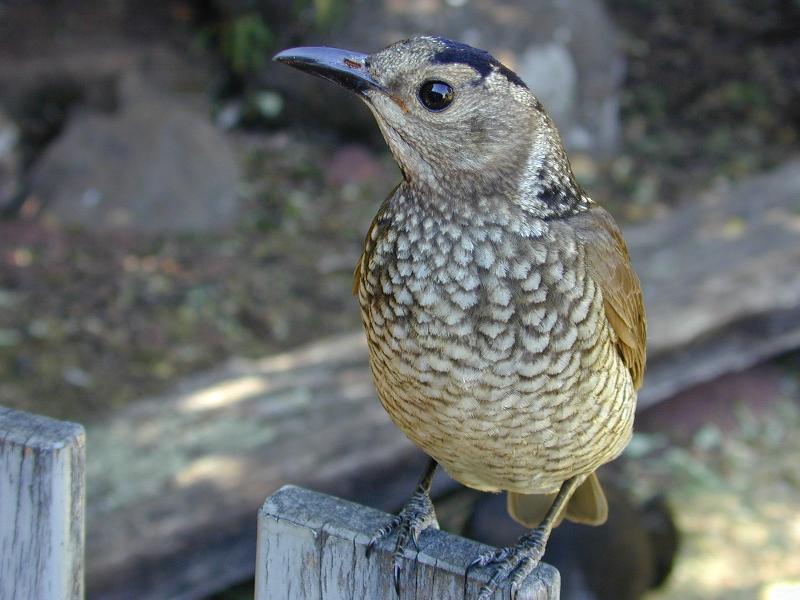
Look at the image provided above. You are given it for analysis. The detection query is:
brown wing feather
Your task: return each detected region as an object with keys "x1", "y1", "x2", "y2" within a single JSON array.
[
  {"x1": 352, "y1": 233, "x2": 369, "y2": 297},
  {"x1": 573, "y1": 206, "x2": 647, "y2": 389}
]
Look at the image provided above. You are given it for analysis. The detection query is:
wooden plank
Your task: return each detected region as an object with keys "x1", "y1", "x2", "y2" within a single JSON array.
[
  {"x1": 0, "y1": 406, "x2": 86, "y2": 600},
  {"x1": 256, "y1": 485, "x2": 559, "y2": 600},
  {"x1": 84, "y1": 158, "x2": 800, "y2": 599}
]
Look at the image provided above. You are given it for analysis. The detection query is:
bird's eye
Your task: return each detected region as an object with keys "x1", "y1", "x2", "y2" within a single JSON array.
[{"x1": 418, "y1": 80, "x2": 454, "y2": 112}]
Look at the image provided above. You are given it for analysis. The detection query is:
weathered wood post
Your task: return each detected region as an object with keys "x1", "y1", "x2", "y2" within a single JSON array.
[
  {"x1": 256, "y1": 485, "x2": 559, "y2": 600},
  {"x1": 0, "y1": 407, "x2": 86, "y2": 600}
]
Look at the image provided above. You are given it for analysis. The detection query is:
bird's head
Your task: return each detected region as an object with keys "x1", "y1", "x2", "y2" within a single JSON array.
[{"x1": 275, "y1": 36, "x2": 581, "y2": 215}]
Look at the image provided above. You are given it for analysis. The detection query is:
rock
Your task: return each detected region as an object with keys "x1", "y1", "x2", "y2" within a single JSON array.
[
  {"x1": 30, "y1": 73, "x2": 242, "y2": 233},
  {"x1": 0, "y1": 1, "x2": 238, "y2": 232},
  {"x1": 263, "y1": 0, "x2": 623, "y2": 153},
  {"x1": 515, "y1": 42, "x2": 578, "y2": 137}
]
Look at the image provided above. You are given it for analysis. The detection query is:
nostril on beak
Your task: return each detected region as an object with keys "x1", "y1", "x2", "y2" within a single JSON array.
[{"x1": 273, "y1": 46, "x2": 384, "y2": 96}]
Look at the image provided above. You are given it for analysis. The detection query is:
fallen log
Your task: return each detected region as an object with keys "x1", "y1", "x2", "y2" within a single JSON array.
[
  {"x1": 634, "y1": 158, "x2": 800, "y2": 406},
  {"x1": 85, "y1": 158, "x2": 800, "y2": 599}
]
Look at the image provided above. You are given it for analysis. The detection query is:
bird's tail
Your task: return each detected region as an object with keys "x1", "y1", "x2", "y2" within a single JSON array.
[{"x1": 507, "y1": 471, "x2": 608, "y2": 528}]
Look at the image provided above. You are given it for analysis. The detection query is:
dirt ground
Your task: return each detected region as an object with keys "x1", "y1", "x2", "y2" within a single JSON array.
[
  {"x1": 631, "y1": 360, "x2": 800, "y2": 599},
  {"x1": 1, "y1": 0, "x2": 798, "y2": 423},
  {"x1": 0, "y1": 133, "x2": 398, "y2": 420},
  {"x1": 1, "y1": 2, "x2": 799, "y2": 598}
]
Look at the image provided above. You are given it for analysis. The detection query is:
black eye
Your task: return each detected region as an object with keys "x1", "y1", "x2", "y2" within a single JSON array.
[{"x1": 418, "y1": 80, "x2": 454, "y2": 111}]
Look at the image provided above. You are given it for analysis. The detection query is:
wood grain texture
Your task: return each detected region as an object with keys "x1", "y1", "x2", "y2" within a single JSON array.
[
  {"x1": 0, "y1": 406, "x2": 86, "y2": 600},
  {"x1": 630, "y1": 158, "x2": 800, "y2": 406},
  {"x1": 256, "y1": 485, "x2": 559, "y2": 600},
  {"x1": 83, "y1": 158, "x2": 800, "y2": 599}
]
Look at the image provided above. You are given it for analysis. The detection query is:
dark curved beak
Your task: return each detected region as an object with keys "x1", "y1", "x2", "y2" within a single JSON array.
[{"x1": 273, "y1": 46, "x2": 386, "y2": 96}]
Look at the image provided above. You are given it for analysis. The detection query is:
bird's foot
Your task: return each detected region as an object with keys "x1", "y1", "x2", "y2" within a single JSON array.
[
  {"x1": 366, "y1": 489, "x2": 439, "y2": 596},
  {"x1": 468, "y1": 526, "x2": 550, "y2": 600}
]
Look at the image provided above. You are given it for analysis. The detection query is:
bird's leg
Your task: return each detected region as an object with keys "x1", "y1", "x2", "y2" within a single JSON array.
[
  {"x1": 366, "y1": 458, "x2": 439, "y2": 595},
  {"x1": 469, "y1": 476, "x2": 581, "y2": 600}
]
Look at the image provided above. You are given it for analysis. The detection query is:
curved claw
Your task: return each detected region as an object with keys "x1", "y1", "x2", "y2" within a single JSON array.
[
  {"x1": 467, "y1": 546, "x2": 510, "y2": 575},
  {"x1": 467, "y1": 546, "x2": 507, "y2": 599},
  {"x1": 466, "y1": 554, "x2": 484, "y2": 577},
  {"x1": 365, "y1": 489, "x2": 438, "y2": 596},
  {"x1": 477, "y1": 586, "x2": 496, "y2": 600},
  {"x1": 393, "y1": 561, "x2": 401, "y2": 597},
  {"x1": 509, "y1": 556, "x2": 535, "y2": 592},
  {"x1": 411, "y1": 528, "x2": 421, "y2": 551},
  {"x1": 366, "y1": 516, "x2": 402, "y2": 558},
  {"x1": 478, "y1": 563, "x2": 510, "y2": 600},
  {"x1": 470, "y1": 528, "x2": 549, "y2": 599}
]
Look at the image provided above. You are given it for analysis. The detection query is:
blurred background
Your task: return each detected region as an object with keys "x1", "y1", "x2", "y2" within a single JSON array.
[{"x1": 1, "y1": 0, "x2": 799, "y2": 599}]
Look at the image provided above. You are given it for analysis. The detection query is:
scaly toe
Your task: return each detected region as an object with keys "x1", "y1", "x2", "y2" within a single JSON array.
[
  {"x1": 467, "y1": 546, "x2": 511, "y2": 574},
  {"x1": 508, "y1": 555, "x2": 536, "y2": 594},
  {"x1": 473, "y1": 527, "x2": 549, "y2": 600},
  {"x1": 365, "y1": 489, "x2": 438, "y2": 597},
  {"x1": 365, "y1": 515, "x2": 401, "y2": 557}
]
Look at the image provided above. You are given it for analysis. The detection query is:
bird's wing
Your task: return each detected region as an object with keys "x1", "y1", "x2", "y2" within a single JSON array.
[
  {"x1": 352, "y1": 219, "x2": 375, "y2": 296},
  {"x1": 353, "y1": 211, "x2": 385, "y2": 296},
  {"x1": 572, "y1": 206, "x2": 647, "y2": 390},
  {"x1": 506, "y1": 207, "x2": 645, "y2": 529}
]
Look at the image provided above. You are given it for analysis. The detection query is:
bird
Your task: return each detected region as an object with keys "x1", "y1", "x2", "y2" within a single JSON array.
[{"x1": 274, "y1": 36, "x2": 646, "y2": 599}]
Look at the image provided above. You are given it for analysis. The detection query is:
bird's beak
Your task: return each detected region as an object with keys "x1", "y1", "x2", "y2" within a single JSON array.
[{"x1": 273, "y1": 46, "x2": 386, "y2": 97}]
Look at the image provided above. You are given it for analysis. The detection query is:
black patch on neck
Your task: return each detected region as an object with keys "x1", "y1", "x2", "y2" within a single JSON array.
[
  {"x1": 431, "y1": 39, "x2": 528, "y2": 88},
  {"x1": 535, "y1": 167, "x2": 590, "y2": 219}
]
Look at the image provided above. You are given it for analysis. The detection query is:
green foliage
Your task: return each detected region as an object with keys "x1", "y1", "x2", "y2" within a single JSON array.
[
  {"x1": 306, "y1": 0, "x2": 346, "y2": 26},
  {"x1": 218, "y1": 12, "x2": 274, "y2": 75},
  {"x1": 208, "y1": 1, "x2": 347, "y2": 76}
]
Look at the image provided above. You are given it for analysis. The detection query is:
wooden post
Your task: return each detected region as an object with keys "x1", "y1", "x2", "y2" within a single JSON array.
[
  {"x1": 256, "y1": 485, "x2": 559, "y2": 600},
  {"x1": 0, "y1": 407, "x2": 86, "y2": 600}
]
